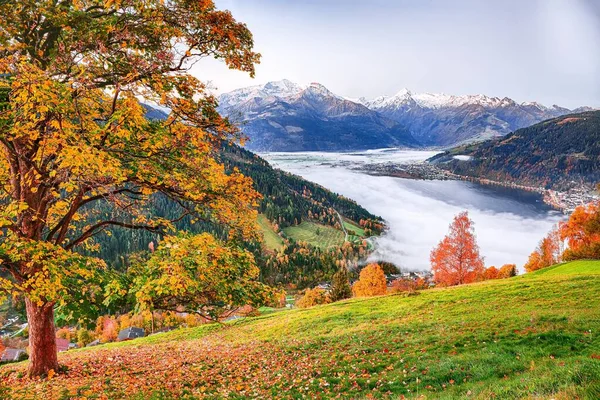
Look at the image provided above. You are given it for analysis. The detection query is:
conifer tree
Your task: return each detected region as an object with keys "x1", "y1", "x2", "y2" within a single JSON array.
[{"x1": 329, "y1": 266, "x2": 352, "y2": 302}]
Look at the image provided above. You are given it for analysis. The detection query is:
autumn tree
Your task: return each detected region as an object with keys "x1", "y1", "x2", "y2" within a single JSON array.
[
  {"x1": 352, "y1": 263, "x2": 387, "y2": 297},
  {"x1": 329, "y1": 266, "x2": 352, "y2": 302},
  {"x1": 76, "y1": 329, "x2": 94, "y2": 348},
  {"x1": 296, "y1": 287, "x2": 331, "y2": 308},
  {"x1": 524, "y1": 225, "x2": 563, "y2": 272},
  {"x1": 559, "y1": 201, "x2": 600, "y2": 260},
  {"x1": 498, "y1": 264, "x2": 517, "y2": 279},
  {"x1": 483, "y1": 266, "x2": 499, "y2": 280},
  {"x1": 0, "y1": 0, "x2": 262, "y2": 376},
  {"x1": 129, "y1": 234, "x2": 274, "y2": 321},
  {"x1": 389, "y1": 277, "x2": 427, "y2": 293},
  {"x1": 55, "y1": 327, "x2": 72, "y2": 342},
  {"x1": 430, "y1": 211, "x2": 484, "y2": 286}
]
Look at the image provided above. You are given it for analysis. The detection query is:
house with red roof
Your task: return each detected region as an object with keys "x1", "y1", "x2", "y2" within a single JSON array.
[{"x1": 55, "y1": 338, "x2": 72, "y2": 352}]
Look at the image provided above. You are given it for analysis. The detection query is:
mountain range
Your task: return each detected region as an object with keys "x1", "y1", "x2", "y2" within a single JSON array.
[
  {"x1": 218, "y1": 81, "x2": 417, "y2": 152},
  {"x1": 218, "y1": 80, "x2": 594, "y2": 151},
  {"x1": 359, "y1": 89, "x2": 593, "y2": 146}
]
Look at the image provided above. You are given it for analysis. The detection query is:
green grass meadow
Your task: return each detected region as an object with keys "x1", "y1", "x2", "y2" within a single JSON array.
[
  {"x1": 282, "y1": 220, "x2": 345, "y2": 249},
  {"x1": 256, "y1": 214, "x2": 285, "y2": 251},
  {"x1": 4, "y1": 260, "x2": 600, "y2": 399}
]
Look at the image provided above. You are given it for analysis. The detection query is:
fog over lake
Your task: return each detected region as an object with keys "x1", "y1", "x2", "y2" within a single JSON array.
[{"x1": 262, "y1": 149, "x2": 564, "y2": 271}]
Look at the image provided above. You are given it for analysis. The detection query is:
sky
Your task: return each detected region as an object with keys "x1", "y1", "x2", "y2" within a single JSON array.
[{"x1": 193, "y1": 0, "x2": 600, "y2": 108}]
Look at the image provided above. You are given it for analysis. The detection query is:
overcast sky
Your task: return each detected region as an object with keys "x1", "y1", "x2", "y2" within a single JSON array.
[{"x1": 195, "y1": 0, "x2": 600, "y2": 108}]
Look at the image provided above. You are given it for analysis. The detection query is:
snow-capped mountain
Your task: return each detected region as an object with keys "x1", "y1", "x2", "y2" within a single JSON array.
[
  {"x1": 219, "y1": 80, "x2": 593, "y2": 149},
  {"x1": 218, "y1": 79, "x2": 303, "y2": 111},
  {"x1": 359, "y1": 89, "x2": 593, "y2": 145},
  {"x1": 218, "y1": 81, "x2": 418, "y2": 152},
  {"x1": 361, "y1": 89, "x2": 526, "y2": 110}
]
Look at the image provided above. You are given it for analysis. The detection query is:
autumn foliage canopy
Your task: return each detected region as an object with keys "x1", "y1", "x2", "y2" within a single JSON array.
[
  {"x1": 498, "y1": 264, "x2": 517, "y2": 279},
  {"x1": 559, "y1": 201, "x2": 600, "y2": 261},
  {"x1": 430, "y1": 211, "x2": 484, "y2": 286},
  {"x1": 524, "y1": 225, "x2": 563, "y2": 272},
  {"x1": 352, "y1": 263, "x2": 387, "y2": 297},
  {"x1": 296, "y1": 287, "x2": 331, "y2": 308},
  {"x1": 523, "y1": 200, "x2": 600, "y2": 273},
  {"x1": 0, "y1": 0, "x2": 265, "y2": 377}
]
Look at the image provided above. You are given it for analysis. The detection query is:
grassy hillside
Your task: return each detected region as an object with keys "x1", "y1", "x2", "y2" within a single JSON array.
[
  {"x1": 282, "y1": 221, "x2": 345, "y2": 249},
  {"x1": 257, "y1": 214, "x2": 284, "y2": 251},
  {"x1": 343, "y1": 219, "x2": 366, "y2": 242},
  {"x1": 525, "y1": 260, "x2": 600, "y2": 277},
  {"x1": 3, "y1": 261, "x2": 600, "y2": 399}
]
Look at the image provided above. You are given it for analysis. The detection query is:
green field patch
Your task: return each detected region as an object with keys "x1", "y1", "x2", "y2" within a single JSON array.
[
  {"x1": 525, "y1": 260, "x2": 600, "y2": 276},
  {"x1": 342, "y1": 219, "x2": 365, "y2": 237},
  {"x1": 257, "y1": 214, "x2": 284, "y2": 251},
  {"x1": 283, "y1": 221, "x2": 344, "y2": 249}
]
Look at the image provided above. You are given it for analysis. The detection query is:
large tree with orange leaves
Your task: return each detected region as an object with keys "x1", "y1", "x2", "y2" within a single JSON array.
[
  {"x1": 559, "y1": 201, "x2": 600, "y2": 261},
  {"x1": 498, "y1": 263, "x2": 517, "y2": 279},
  {"x1": 0, "y1": 0, "x2": 264, "y2": 377},
  {"x1": 483, "y1": 266, "x2": 499, "y2": 280},
  {"x1": 524, "y1": 225, "x2": 563, "y2": 272},
  {"x1": 352, "y1": 263, "x2": 387, "y2": 297},
  {"x1": 430, "y1": 211, "x2": 484, "y2": 286}
]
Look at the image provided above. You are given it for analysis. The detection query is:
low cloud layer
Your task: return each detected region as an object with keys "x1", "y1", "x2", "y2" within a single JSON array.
[{"x1": 265, "y1": 151, "x2": 563, "y2": 271}]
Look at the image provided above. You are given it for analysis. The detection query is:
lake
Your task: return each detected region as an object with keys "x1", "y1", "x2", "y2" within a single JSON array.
[{"x1": 262, "y1": 149, "x2": 564, "y2": 271}]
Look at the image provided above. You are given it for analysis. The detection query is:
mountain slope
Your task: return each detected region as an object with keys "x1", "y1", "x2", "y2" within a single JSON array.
[
  {"x1": 85, "y1": 142, "x2": 381, "y2": 269},
  {"x1": 429, "y1": 111, "x2": 600, "y2": 190},
  {"x1": 220, "y1": 80, "x2": 592, "y2": 149},
  {"x1": 219, "y1": 81, "x2": 419, "y2": 151},
  {"x1": 363, "y1": 89, "x2": 592, "y2": 146},
  {"x1": 4, "y1": 261, "x2": 600, "y2": 399}
]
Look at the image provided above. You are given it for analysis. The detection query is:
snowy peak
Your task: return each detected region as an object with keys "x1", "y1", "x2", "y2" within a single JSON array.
[
  {"x1": 219, "y1": 79, "x2": 303, "y2": 109},
  {"x1": 219, "y1": 80, "x2": 350, "y2": 112},
  {"x1": 297, "y1": 82, "x2": 343, "y2": 100},
  {"x1": 364, "y1": 90, "x2": 524, "y2": 110},
  {"x1": 220, "y1": 80, "x2": 589, "y2": 115},
  {"x1": 393, "y1": 88, "x2": 412, "y2": 99},
  {"x1": 218, "y1": 79, "x2": 593, "y2": 147},
  {"x1": 261, "y1": 79, "x2": 303, "y2": 97}
]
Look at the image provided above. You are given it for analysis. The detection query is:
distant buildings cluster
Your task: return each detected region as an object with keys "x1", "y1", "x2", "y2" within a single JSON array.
[{"x1": 0, "y1": 327, "x2": 147, "y2": 365}]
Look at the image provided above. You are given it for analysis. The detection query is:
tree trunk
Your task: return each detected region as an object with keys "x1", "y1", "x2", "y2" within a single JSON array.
[{"x1": 25, "y1": 299, "x2": 59, "y2": 378}]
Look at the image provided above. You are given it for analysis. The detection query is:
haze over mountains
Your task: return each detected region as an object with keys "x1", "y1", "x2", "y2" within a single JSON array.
[{"x1": 218, "y1": 80, "x2": 594, "y2": 151}]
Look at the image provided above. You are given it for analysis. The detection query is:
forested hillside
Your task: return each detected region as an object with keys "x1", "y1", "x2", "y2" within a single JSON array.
[
  {"x1": 221, "y1": 144, "x2": 381, "y2": 228},
  {"x1": 430, "y1": 111, "x2": 600, "y2": 190},
  {"x1": 76, "y1": 143, "x2": 383, "y2": 288}
]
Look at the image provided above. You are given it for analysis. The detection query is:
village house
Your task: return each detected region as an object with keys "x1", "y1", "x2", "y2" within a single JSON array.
[
  {"x1": 0, "y1": 348, "x2": 26, "y2": 363},
  {"x1": 117, "y1": 327, "x2": 145, "y2": 341},
  {"x1": 55, "y1": 337, "x2": 75, "y2": 352}
]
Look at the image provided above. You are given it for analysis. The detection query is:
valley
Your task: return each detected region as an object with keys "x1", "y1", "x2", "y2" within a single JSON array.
[
  {"x1": 431, "y1": 111, "x2": 600, "y2": 211},
  {"x1": 359, "y1": 158, "x2": 599, "y2": 213},
  {"x1": 262, "y1": 149, "x2": 561, "y2": 270}
]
